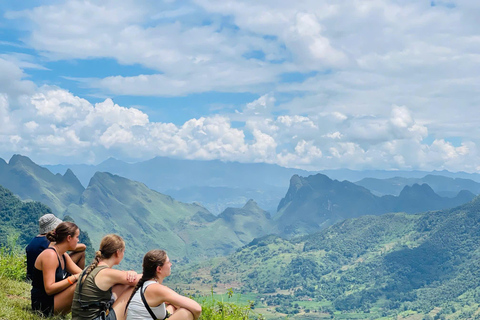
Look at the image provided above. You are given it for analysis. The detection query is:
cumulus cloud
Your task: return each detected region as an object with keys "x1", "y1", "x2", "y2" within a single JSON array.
[
  {"x1": 2, "y1": 1, "x2": 480, "y2": 171},
  {"x1": 0, "y1": 82, "x2": 479, "y2": 172}
]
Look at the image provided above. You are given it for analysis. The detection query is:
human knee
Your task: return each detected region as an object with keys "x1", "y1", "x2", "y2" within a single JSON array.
[{"x1": 173, "y1": 308, "x2": 194, "y2": 320}]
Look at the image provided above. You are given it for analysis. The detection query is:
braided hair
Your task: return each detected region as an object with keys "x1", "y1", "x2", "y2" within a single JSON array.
[
  {"x1": 125, "y1": 249, "x2": 168, "y2": 313},
  {"x1": 46, "y1": 222, "x2": 78, "y2": 243},
  {"x1": 83, "y1": 234, "x2": 125, "y2": 279}
]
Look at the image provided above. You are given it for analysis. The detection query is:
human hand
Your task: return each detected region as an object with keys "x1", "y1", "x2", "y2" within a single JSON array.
[{"x1": 126, "y1": 270, "x2": 137, "y2": 282}]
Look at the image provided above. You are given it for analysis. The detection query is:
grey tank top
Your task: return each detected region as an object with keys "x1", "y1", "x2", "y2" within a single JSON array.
[{"x1": 126, "y1": 280, "x2": 167, "y2": 320}]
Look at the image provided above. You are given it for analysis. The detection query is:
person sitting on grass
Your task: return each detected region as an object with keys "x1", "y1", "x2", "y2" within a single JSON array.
[
  {"x1": 71, "y1": 234, "x2": 139, "y2": 320},
  {"x1": 31, "y1": 221, "x2": 83, "y2": 316},
  {"x1": 26, "y1": 213, "x2": 86, "y2": 280},
  {"x1": 125, "y1": 249, "x2": 201, "y2": 320}
]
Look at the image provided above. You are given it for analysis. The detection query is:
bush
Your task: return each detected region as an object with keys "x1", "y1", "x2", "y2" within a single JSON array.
[
  {"x1": 198, "y1": 290, "x2": 264, "y2": 320},
  {"x1": 0, "y1": 246, "x2": 26, "y2": 281}
]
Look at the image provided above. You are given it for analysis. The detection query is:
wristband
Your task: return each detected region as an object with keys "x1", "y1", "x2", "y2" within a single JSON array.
[{"x1": 67, "y1": 277, "x2": 74, "y2": 285}]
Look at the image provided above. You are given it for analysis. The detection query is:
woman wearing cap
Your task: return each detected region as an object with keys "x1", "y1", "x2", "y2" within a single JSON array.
[
  {"x1": 125, "y1": 250, "x2": 201, "y2": 320},
  {"x1": 72, "y1": 234, "x2": 139, "y2": 320},
  {"x1": 31, "y1": 221, "x2": 83, "y2": 316}
]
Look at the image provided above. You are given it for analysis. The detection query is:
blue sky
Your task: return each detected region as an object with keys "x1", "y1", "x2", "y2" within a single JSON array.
[{"x1": 0, "y1": 0, "x2": 479, "y2": 171}]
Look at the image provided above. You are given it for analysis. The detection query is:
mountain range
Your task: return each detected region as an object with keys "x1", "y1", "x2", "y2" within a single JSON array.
[
  {"x1": 355, "y1": 174, "x2": 480, "y2": 197},
  {"x1": 0, "y1": 154, "x2": 478, "y2": 271},
  {"x1": 44, "y1": 157, "x2": 480, "y2": 215},
  {"x1": 273, "y1": 173, "x2": 475, "y2": 237},
  {"x1": 44, "y1": 157, "x2": 314, "y2": 215}
]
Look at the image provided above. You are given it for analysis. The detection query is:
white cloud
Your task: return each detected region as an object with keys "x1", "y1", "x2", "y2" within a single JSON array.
[
  {"x1": 0, "y1": 83, "x2": 479, "y2": 171},
  {"x1": 2, "y1": 1, "x2": 480, "y2": 171}
]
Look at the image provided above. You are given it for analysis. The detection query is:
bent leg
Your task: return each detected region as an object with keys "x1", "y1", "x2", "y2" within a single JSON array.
[
  {"x1": 169, "y1": 308, "x2": 194, "y2": 320},
  {"x1": 111, "y1": 285, "x2": 135, "y2": 320},
  {"x1": 69, "y1": 251, "x2": 86, "y2": 269},
  {"x1": 53, "y1": 284, "x2": 76, "y2": 315}
]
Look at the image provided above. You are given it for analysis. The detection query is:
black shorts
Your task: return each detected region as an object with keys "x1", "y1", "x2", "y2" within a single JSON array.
[{"x1": 31, "y1": 294, "x2": 54, "y2": 317}]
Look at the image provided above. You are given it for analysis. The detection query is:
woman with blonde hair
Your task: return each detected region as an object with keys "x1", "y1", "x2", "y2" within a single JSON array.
[
  {"x1": 125, "y1": 250, "x2": 201, "y2": 320},
  {"x1": 72, "y1": 234, "x2": 139, "y2": 320},
  {"x1": 31, "y1": 221, "x2": 83, "y2": 316}
]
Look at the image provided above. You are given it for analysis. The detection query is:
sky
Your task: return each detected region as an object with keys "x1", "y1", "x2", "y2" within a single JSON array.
[{"x1": 0, "y1": 0, "x2": 479, "y2": 171}]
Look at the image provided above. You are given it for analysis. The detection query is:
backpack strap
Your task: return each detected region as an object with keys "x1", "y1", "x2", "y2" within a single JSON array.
[{"x1": 75, "y1": 267, "x2": 114, "y2": 311}]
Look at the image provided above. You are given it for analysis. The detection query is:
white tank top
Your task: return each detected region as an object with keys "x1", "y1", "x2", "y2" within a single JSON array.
[{"x1": 126, "y1": 280, "x2": 167, "y2": 320}]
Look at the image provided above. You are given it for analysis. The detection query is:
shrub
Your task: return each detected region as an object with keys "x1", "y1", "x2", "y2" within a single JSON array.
[{"x1": 0, "y1": 246, "x2": 26, "y2": 281}]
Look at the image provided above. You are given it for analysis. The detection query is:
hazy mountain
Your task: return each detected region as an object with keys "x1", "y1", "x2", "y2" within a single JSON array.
[
  {"x1": 164, "y1": 186, "x2": 284, "y2": 215},
  {"x1": 356, "y1": 174, "x2": 480, "y2": 197},
  {"x1": 0, "y1": 155, "x2": 84, "y2": 215},
  {"x1": 172, "y1": 196, "x2": 480, "y2": 318},
  {"x1": 274, "y1": 173, "x2": 475, "y2": 237},
  {"x1": 64, "y1": 172, "x2": 272, "y2": 269},
  {"x1": 45, "y1": 156, "x2": 314, "y2": 215},
  {"x1": 45, "y1": 156, "x2": 314, "y2": 190},
  {"x1": 216, "y1": 199, "x2": 272, "y2": 243}
]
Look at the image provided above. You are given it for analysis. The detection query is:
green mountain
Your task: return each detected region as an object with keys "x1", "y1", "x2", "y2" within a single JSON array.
[
  {"x1": 45, "y1": 156, "x2": 314, "y2": 215},
  {"x1": 64, "y1": 172, "x2": 272, "y2": 269},
  {"x1": 216, "y1": 199, "x2": 271, "y2": 243},
  {"x1": 274, "y1": 174, "x2": 475, "y2": 237},
  {"x1": 0, "y1": 155, "x2": 84, "y2": 215},
  {"x1": 0, "y1": 184, "x2": 94, "y2": 259},
  {"x1": 0, "y1": 185, "x2": 52, "y2": 248},
  {"x1": 172, "y1": 196, "x2": 480, "y2": 318},
  {"x1": 356, "y1": 174, "x2": 480, "y2": 197}
]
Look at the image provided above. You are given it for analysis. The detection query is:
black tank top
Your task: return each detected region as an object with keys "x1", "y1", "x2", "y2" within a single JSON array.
[{"x1": 31, "y1": 247, "x2": 67, "y2": 297}]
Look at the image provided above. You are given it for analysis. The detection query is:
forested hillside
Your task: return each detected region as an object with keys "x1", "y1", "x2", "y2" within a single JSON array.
[
  {"x1": 0, "y1": 184, "x2": 94, "y2": 259},
  {"x1": 172, "y1": 196, "x2": 480, "y2": 319}
]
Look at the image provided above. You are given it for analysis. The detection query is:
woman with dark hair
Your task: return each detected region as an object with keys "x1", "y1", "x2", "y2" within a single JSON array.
[
  {"x1": 72, "y1": 234, "x2": 139, "y2": 320},
  {"x1": 126, "y1": 250, "x2": 201, "y2": 320},
  {"x1": 31, "y1": 221, "x2": 83, "y2": 316}
]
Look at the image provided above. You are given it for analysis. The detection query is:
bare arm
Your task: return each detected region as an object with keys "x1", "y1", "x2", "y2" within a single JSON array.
[
  {"x1": 95, "y1": 268, "x2": 140, "y2": 291},
  {"x1": 146, "y1": 284, "x2": 202, "y2": 320},
  {"x1": 64, "y1": 253, "x2": 82, "y2": 275},
  {"x1": 70, "y1": 243, "x2": 86, "y2": 253},
  {"x1": 37, "y1": 250, "x2": 77, "y2": 295}
]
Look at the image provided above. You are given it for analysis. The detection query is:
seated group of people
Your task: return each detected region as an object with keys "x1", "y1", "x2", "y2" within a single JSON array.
[{"x1": 26, "y1": 214, "x2": 202, "y2": 320}]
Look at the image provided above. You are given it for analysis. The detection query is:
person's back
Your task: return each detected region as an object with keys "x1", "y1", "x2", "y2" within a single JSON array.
[
  {"x1": 72, "y1": 265, "x2": 113, "y2": 320},
  {"x1": 126, "y1": 281, "x2": 168, "y2": 320},
  {"x1": 26, "y1": 235, "x2": 50, "y2": 280},
  {"x1": 26, "y1": 214, "x2": 62, "y2": 280}
]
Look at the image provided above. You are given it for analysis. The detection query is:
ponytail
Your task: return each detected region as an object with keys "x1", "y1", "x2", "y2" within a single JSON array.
[
  {"x1": 83, "y1": 234, "x2": 125, "y2": 279},
  {"x1": 46, "y1": 222, "x2": 78, "y2": 243}
]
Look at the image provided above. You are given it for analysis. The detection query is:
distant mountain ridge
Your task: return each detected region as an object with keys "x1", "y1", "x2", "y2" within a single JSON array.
[
  {"x1": 0, "y1": 155, "x2": 275, "y2": 269},
  {"x1": 0, "y1": 155, "x2": 84, "y2": 215},
  {"x1": 2, "y1": 154, "x2": 477, "y2": 271},
  {"x1": 44, "y1": 156, "x2": 314, "y2": 214},
  {"x1": 355, "y1": 174, "x2": 480, "y2": 197},
  {"x1": 274, "y1": 173, "x2": 475, "y2": 237}
]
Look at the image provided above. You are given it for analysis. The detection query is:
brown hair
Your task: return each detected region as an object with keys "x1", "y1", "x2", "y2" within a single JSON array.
[
  {"x1": 125, "y1": 250, "x2": 168, "y2": 312},
  {"x1": 83, "y1": 234, "x2": 125, "y2": 278},
  {"x1": 46, "y1": 221, "x2": 78, "y2": 243}
]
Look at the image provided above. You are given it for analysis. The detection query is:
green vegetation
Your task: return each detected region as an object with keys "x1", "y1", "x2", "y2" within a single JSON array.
[
  {"x1": 0, "y1": 248, "x2": 262, "y2": 320},
  {"x1": 172, "y1": 197, "x2": 480, "y2": 319}
]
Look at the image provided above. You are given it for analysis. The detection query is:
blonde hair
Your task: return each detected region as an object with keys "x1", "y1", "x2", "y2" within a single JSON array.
[{"x1": 84, "y1": 234, "x2": 125, "y2": 277}]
